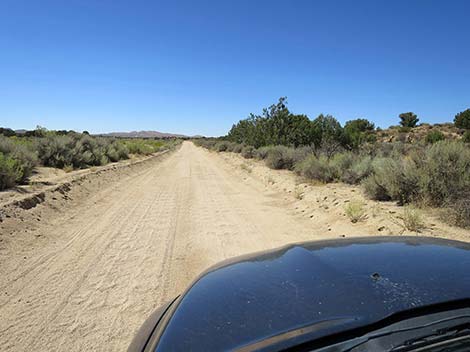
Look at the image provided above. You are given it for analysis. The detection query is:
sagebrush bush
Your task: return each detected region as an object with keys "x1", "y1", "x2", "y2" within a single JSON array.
[
  {"x1": 255, "y1": 146, "x2": 271, "y2": 160},
  {"x1": 463, "y1": 131, "x2": 470, "y2": 143},
  {"x1": 241, "y1": 145, "x2": 255, "y2": 159},
  {"x1": 231, "y1": 143, "x2": 243, "y2": 153},
  {"x1": 446, "y1": 194, "x2": 470, "y2": 228},
  {"x1": 425, "y1": 130, "x2": 445, "y2": 144},
  {"x1": 420, "y1": 141, "x2": 470, "y2": 206},
  {"x1": 215, "y1": 141, "x2": 230, "y2": 152},
  {"x1": 341, "y1": 155, "x2": 372, "y2": 184},
  {"x1": 0, "y1": 136, "x2": 37, "y2": 184},
  {"x1": 0, "y1": 152, "x2": 22, "y2": 190},
  {"x1": 295, "y1": 155, "x2": 336, "y2": 183},
  {"x1": 264, "y1": 146, "x2": 302, "y2": 170}
]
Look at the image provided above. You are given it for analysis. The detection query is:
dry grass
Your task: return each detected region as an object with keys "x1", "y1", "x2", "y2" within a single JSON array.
[
  {"x1": 397, "y1": 206, "x2": 426, "y2": 232},
  {"x1": 294, "y1": 186, "x2": 304, "y2": 200},
  {"x1": 344, "y1": 200, "x2": 367, "y2": 223},
  {"x1": 240, "y1": 163, "x2": 252, "y2": 173}
]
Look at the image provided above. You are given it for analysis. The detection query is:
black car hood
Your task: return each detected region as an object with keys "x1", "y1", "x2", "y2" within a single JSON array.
[{"x1": 154, "y1": 237, "x2": 470, "y2": 351}]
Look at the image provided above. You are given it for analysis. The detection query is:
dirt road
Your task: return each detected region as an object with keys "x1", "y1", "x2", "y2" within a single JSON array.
[{"x1": 0, "y1": 141, "x2": 315, "y2": 351}]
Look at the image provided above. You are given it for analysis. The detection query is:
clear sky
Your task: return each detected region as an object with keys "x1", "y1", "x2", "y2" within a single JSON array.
[{"x1": 1, "y1": 0, "x2": 469, "y2": 136}]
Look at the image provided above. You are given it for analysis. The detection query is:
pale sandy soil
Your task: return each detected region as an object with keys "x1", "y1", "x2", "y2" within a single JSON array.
[{"x1": 0, "y1": 141, "x2": 468, "y2": 352}]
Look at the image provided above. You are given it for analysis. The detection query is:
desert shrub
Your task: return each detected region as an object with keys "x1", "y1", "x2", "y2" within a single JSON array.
[
  {"x1": 399, "y1": 112, "x2": 419, "y2": 128},
  {"x1": 344, "y1": 200, "x2": 367, "y2": 223},
  {"x1": 446, "y1": 194, "x2": 470, "y2": 228},
  {"x1": 400, "y1": 206, "x2": 425, "y2": 232},
  {"x1": 295, "y1": 155, "x2": 336, "y2": 183},
  {"x1": 341, "y1": 155, "x2": 373, "y2": 184},
  {"x1": 463, "y1": 131, "x2": 470, "y2": 143},
  {"x1": 265, "y1": 146, "x2": 292, "y2": 169},
  {"x1": 106, "y1": 142, "x2": 129, "y2": 162},
  {"x1": 255, "y1": 146, "x2": 271, "y2": 160},
  {"x1": 215, "y1": 141, "x2": 231, "y2": 152},
  {"x1": 329, "y1": 152, "x2": 354, "y2": 179},
  {"x1": 425, "y1": 130, "x2": 445, "y2": 144},
  {"x1": 124, "y1": 139, "x2": 164, "y2": 155},
  {"x1": 231, "y1": 143, "x2": 243, "y2": 153},
  {"x1": 361, "y1": 156, "x2": 421, "y2": 205},
  {"x1": 420, "y1": 141, "x2": 470, "y2": 207},
  {"x1": 362, "y1": 174, "x2": 390, "y2": 201},
  {"x1": 241, "y1": 145, "x2": 255, "y2": 159},
  {"x1": 0, "y1": 136, "x2": 37, "y2": 183},
  {"x1": 0, "y1": 152, "x2": 23, "y2": 190},
  {"x1": 454, "y1": 109, "x2": 470, "y2": 129}
]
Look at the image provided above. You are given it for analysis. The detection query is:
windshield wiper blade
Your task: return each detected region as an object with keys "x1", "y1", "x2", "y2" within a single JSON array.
[{"x1": 390, "y1": 323, "x2": 470, "y2": 351}]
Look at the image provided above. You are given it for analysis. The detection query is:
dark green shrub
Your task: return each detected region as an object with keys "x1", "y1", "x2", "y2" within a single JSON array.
[
  {"x1": 425, "y1": 130, "x2": 445, "y2": 144},
  {"x1": 454, "y1": 109, "x2": 470, "y2": 129},
  {"x1": 399, "y1": 112, "x2": 419, "y2": 128}
]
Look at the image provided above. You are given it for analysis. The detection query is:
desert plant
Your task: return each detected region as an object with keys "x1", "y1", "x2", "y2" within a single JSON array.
[
  {"x1": 425, "y1": 130, "x2": 445, "y2": 144},
  {"x1": 454, "y1": 109, "x2": 470, "y2": 129},
  {"x1": 240, "y1": 163, "x2": 252, "y2": 173},
  {"x1": 399, "y1": 112, "x2": 419, "y2": 128},
  {"x1": 231, "y1": 143, "x2": 243, "y2": 153},
  {"x1": 341, "y1": 155, "x2": 373, "y2": 184},
  {"x1": 420, "y1": 141, "x2": 470, "y2": 206},
  {"x1": 463, "y1": 131, "x2": 470, "y2": 143},
  {"x1": 241, "y1": 145, "x2": 255, "y2": 159},
  {"x1": 294, "y1": 155, "x2": 336, "y2": 183},
  {"x1": 255, "y1": 146, "x2": 271, "y2": 160},
  {"x1": 344, "y1": 200, "x2": 367, "y2": 223},
  {"x1": 445, "y1": 194, "x2": 470, "y2": 228},
  {"x1": 0, "y1": 152, "x2": 23, "y2": 190},
  {"x1": 399, "y1": 206, "x2": 425, "y2": 232},
  {"x1": 265, "y1": 146, "x2": 299, "y2": 170},
  {"x1": 294, "y1": 186, "x2": 304, "y2": 200}
]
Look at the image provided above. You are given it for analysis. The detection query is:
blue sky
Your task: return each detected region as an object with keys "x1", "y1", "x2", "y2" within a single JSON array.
[{"x1": 1, "y1": 0, "x2": 469, "y2": 136}]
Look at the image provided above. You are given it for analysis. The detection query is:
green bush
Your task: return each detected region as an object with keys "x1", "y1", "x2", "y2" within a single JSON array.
[
  {"x1": 425, "y1": 130, "x2": 445, "y2": 144},
  {"x1": 420, "y1": 141, "x2": 470, "y2": 206},
  {"x1": 0, "y1": 136, "x2": 37, "y2": 184},
  {"x1": 265, "y1": 146, "x2": 293, "y2": 169},
  {"x1": 463, "y1": 131, "x2": 470, "y2": 143},
  {"x1": 0, "y1": 152, "x2": 23, "y2": 190},
  {"x1": 399, "y1": 112, "x2": 419, "y2": 128},
  {"x1": 341, "y1": 155, "x2": 373, "y2": 184},
  {"x1": 454, "y1": 109, "x2": 470, "y2": 129},
  {"x1": 295, "y1": 155, "x2": 336, "y2": 183}
]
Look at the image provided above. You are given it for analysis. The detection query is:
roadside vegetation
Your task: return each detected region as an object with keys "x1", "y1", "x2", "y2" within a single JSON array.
[
  {"x1": 195, "y1": 98, "x2": 470, "y2": 229},
  {"x1": 0, "y1": 127, "x2": 180, "y2": 190}
]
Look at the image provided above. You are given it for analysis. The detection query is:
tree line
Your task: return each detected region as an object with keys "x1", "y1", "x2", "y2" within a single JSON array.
[{"x1": 227, "y1": 97, "x2": 470, "y2": 149}]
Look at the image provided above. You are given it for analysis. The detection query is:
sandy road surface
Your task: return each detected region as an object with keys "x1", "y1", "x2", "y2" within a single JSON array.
[{"x1": 0, "y1": 141, "x2": 315, "y2": 351}]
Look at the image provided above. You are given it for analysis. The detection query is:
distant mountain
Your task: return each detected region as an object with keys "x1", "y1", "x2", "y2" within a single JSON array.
[{"x1": 96, "y1": 130, "x2": 191, "y2": 138}]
